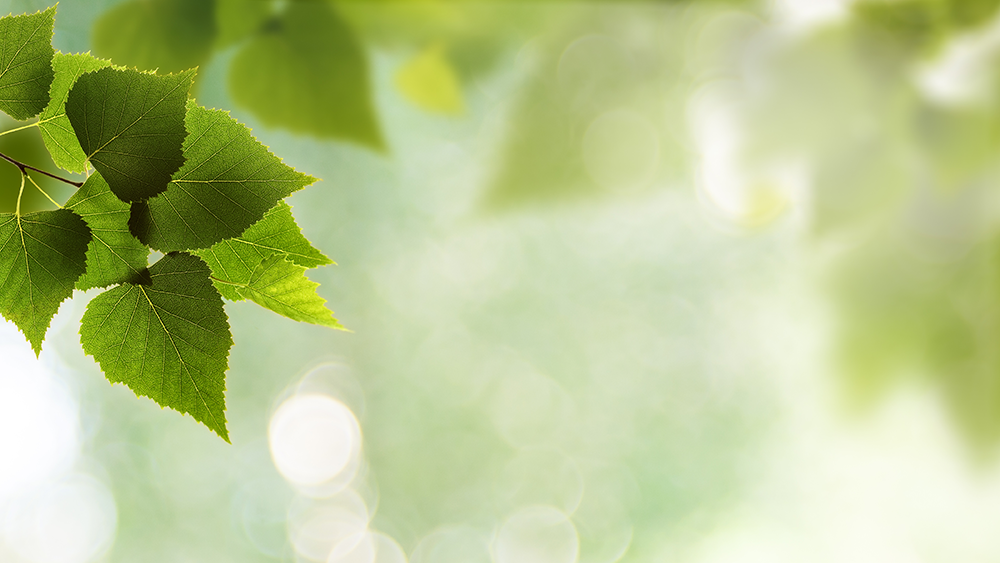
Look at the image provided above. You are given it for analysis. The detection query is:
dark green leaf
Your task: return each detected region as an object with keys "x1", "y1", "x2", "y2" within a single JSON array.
[
  {"x1": 0, "y1": 6, "x2": 55, "y2": 120},
  {"x1": 195, "y1": 201, "x2": 331, "y2": 301},
  {"x1": 38, "y1": 52, "x2": 113, "y2": 174},
  {"x1": 80, "y1": 252, "x2": 233, "y2": 441},
  {"x1": 129, "y1": 101, "x2": 316, "y2": 252},
  {"x1": 65, "y1": 172, "x2": 149, "y2": 290},
  {"x1": 228, "y1": 1, "x2": 383, "y2": 147},
  {"x1": 0, "y1": 208, "x2": 90, "y2": 354},
  {"x1": 235, "y1": 253, "x2": 342, "y2": 328},
  {"x1": 66, "y1": 66, "x2": 194, "y2": 202},
  {"x1": 91, "y1": 0, "x2": 216, "y2": 74}
]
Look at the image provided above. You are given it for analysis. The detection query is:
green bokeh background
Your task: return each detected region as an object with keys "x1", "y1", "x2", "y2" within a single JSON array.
[{"x1": 6, "y1": 0, "x2": 1000, "y2": 561}]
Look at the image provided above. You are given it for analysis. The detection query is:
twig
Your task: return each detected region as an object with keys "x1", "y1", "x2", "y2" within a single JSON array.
[{"x1": 0, "y1": 151, "x2": 83, "y2": 187}]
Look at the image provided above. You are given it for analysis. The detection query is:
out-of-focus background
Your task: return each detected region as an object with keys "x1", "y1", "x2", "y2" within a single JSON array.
[{"x1": 6, "y1": 0, "x2": 1000, "y2": 561}]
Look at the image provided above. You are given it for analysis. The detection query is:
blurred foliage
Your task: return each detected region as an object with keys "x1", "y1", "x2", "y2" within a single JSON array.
[
  {"x1": 830, "y1": 231, "x2": 1000, "y2": 447},
  {"x1": 10, "y1": 0, "x2": 1000, "y2": 561},
  {"x1": 395, "y1": 42, "x2": 465, "y2": 114},
  {"x1": 228, "y1": 1, "x2": 383, "y2": 147},
  {"x1": 854, "y1": 0, "x2": 1000, "y2": 54},
  {"x1": 91, "y1": 0, "x2": 215, "y2": 73},
  {"x1": 214, "y1": 0, "x2": 270, "y2": 48},
  {"x1": 727, "y1": 4, "x2": 1000, "y2": 447},
  {"x1": 483, "y1": 5, "x2": 722, "y2": 209}
]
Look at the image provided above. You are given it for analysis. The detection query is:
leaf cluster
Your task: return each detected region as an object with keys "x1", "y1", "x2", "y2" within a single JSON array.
[{"x1": 0, "y1": 6, "x2": 342, "y2": 441}]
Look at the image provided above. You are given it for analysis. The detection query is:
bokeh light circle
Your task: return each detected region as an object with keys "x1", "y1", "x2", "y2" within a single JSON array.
[
  {"x1": 412, "y1": 526, "x2": 490, "y2": 563},
  {"x1": 495, "y1": 506, "x2": 579, "y2": 563},
  {"x1": 269, "y1": 394, "x2": 362, "y2": 488},
  {"x1": 289, "y1": 492, "x2": 370, "y2": 562}
]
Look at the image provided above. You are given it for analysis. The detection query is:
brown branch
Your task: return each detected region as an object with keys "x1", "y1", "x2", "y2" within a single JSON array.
[{"x1": 0, "y1": 151, "x2": 83, "y2": 187}]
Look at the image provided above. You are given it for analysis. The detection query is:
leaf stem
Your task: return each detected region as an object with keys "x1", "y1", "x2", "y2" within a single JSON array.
[
  {"x1": 0, "y1": 120, "x2": 40, "y2": 138},
  {"x1": 26, "y1": 172, "x2": 63, "y2": 209},
  {"x1": 0, "y1": 151, "x2": 83, "y2": 187},
  {"x1": 15, "y1": 172, "x2": 24, "y2": 217}
]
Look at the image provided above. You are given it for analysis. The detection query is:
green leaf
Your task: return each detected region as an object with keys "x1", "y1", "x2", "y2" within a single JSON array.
[
  {"x1": 128, "y1": 101, "x2": 316, "y2": 252},
  {"x1": 215, "y1": 0, "x2": 271, "y2": 48},
  {"x1": 0, "y1": 6, "x2": 55, "y2": 120},
  {"x1": 234, "y1": 253, "x2": 342, "y2": 328},
  {"x1": 228, "y1": 1, "x2": 383, "y2": 147},
  {"x1": 66, "y1": 66, "x2": 194, "y2": 203},
  {"x1": 38, "y1": 52, "x2": 113, "y2": 174},
  {"x1": 80, "y1": 252, "x2": 233, "y2": 441},
  {"x1": 91, "y1": 0, "x2": 216, "y2": 74},
  {"x1": 0, "y1": 208, "x2": 90, "y2": 355},
  {"x1": 194, "y1": 201, "x2": 331, "y2": 301},
  {"x1": 65, "y1": 172, "x2": 149, "y2": 290}
]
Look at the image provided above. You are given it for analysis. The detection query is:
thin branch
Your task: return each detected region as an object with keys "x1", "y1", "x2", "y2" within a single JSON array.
[{"x1": 0, "y1": 151, "x2": 83, "y2": 188}]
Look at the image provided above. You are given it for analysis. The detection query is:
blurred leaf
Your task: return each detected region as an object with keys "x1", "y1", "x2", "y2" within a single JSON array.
[
  {"x1": 234, "y1": 253, "x2": 342, "y2": 328},
  {"x1": 396, "y1": 43, "x2": 465, "y2": 114},
  {"x1": 829, "y1": 217, "x2": 1000, "y2": 447},
  {"x1": 80, "y1": 252, "x2": 233, "y2": 441},
  {"x1": 91, "y1": 0, "x2": 216, "y2": 74},
  {"x1": 65, "y1": 172, "x2": 149, "y2": 291},
  {"x1": 854, "y1": 0, "x2": 947, "y2": 54},
  {"x1": 915, "y1": 105, "x2": 1000, "y2": 191},
  {"x1": 948, "y1": 0, "x2": 1000, "y2": 28},
  {"x1": 0, "y1": 6, "x2": 55, "y2": 120},
  {"x1": 228, "y1": 1, "x2": 383, "y2": 148},
  {"x1": 38, "y1": 52, "x2": 112, "y2": 174},
  {"x1": 66, "y1": 66, "x2": 194, "y2": 202},
  {"x1": 129, "y1": 101, "x2": 316, "y2": 252},
  {"x1": 0, "y1": 208, "x2": 90, "y2": 355},
  {"x1": 339, "y1": 1, "x2": 531, "y2": 77},
  {"x1": 485, "y1": 76, "x2": 595, "y2": 208},
  {"x1": 215, "y1": 0, "x2": 272, "y2": 47},
  {"x1": 195, "y1": 201, "x2": 331, "y2": 301}
]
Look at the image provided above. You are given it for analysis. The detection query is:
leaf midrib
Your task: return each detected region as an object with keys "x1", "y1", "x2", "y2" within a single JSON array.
[{"x1": 138, "y1": 283, "x2": 221, "y2": 432}]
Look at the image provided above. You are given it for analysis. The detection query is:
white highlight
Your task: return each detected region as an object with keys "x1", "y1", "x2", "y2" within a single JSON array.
[
  {"x1": 3, "y1": 474, "x2": 117, "y2": 563},
  {"x1": 689, "y1": 82, "x2": 796, "y2": 227},
  {"x1": 0, "y1": 327, "x2": 79, "y2": 500},
  {"x1": 772, "y1": 0, "x2": 849, "y2": 32},
  {"x1": 269, "y1": 394, "x2": 362, "y2": 488},
  {"x1": 915, "y1": 33, "x2": 1000, "y2": 107}
]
